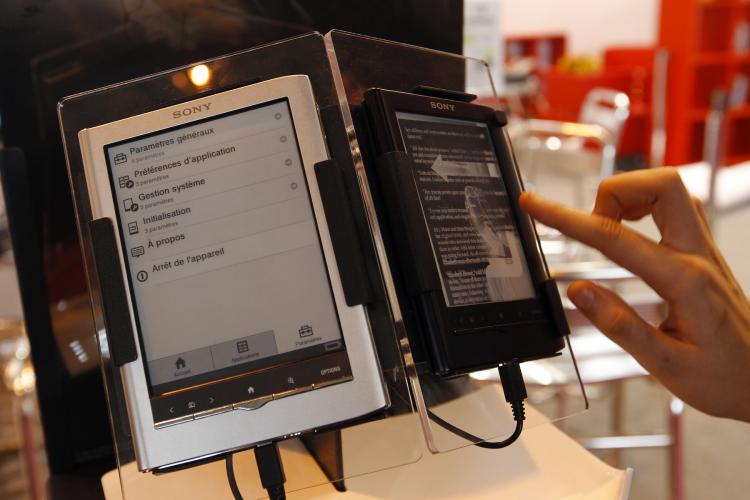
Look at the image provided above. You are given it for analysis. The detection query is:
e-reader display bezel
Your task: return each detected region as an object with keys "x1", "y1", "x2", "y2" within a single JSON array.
[
  {"x1": 362, "y1": 88, "x2": 565, "y2": 376},
  {"x1": 78, "y1": 75, "x2": 388, "y2": 471}
]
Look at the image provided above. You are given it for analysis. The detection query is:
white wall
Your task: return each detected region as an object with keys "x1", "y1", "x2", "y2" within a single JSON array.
[{"x1": 501, "y1": 0, "x2": 660, "y2": 57}]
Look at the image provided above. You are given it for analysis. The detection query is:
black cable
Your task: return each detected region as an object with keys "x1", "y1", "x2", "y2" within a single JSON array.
[
  {"x1": 428, "y1": 360, "x2": 527, "y2": 449},
  {"x1": 225, "y1": 362, "x2": 523, "y2": 498},
  {"x1": 428, "y1": 407, "x2": 523, "y2": 449},
  {"x1": 225, "y1": 454, "x2": 243, "y2": 500},
  {"x1": 255, "y1": 442, "x2": 287, "y2": 500},
  {"x1": 225, "y1": 442, "x2": 286, "y2": 500}
]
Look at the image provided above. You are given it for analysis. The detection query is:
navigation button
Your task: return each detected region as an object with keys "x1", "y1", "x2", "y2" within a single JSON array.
[
  {"x1": 298, "y1": 325, "x2": 313, "y2": 338},
  {"x1": 273, "y1": 384, "x2": 313, "y2": 401},
  {"x1": 154, "y1": 414, "x2": 194, "y2": 429},
  {"x1": 148, "y1": 347, "x2": 214, "y2": 386},
  {"x1": 209, "y1": 330, "x2": 277, "y2": 370},
  {"x1": 313, "y1": 376, "x2": 353, "y2": 391},
  {"x1": 193, "y1": 405, "x2": 232, "y2": 420},
  {"x1": 233, "y1": 394, "x2": 273, "y2": 411}
]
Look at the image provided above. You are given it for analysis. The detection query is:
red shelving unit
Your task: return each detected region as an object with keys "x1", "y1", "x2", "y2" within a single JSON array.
[
  {"x1": 659, "y1": 0, "x2": 750, "y2": 165},
  {"x1": 537, "y1": 47, "x2": 656, "y2": 162},
  {"x1": 505, "y1": 34, "x2": 566, "y2": 69}
]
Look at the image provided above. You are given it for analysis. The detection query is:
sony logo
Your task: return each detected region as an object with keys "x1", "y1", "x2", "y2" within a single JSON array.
[
  {"x1": 172, "y1": 102, "x2": 212, "y2": 119},
  {"x1": 430, "y1": 101, "x2": 455, "y2": 111}
]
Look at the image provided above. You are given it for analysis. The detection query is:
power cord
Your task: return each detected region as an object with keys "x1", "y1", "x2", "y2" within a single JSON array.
[
  {"x1": 225, "y1": 441, "x2": 287, "y2": 500},
  {"x1": 224, "y1": 362, "x2": 524, "y2": 499},
  {"x1": 225, "y1": 454, "x2": 243, "y2": 500},
  {"x1": 255, "y1": 442, "x2": 286, "y2": 500},
  {"x1": 428, "y1": 359, "x2": 527, "y2": 449}
]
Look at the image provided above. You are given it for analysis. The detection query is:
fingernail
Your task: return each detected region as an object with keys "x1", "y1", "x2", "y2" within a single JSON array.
[{"x1": 569, "y1": 286, "x2": 595, "y2": 310}]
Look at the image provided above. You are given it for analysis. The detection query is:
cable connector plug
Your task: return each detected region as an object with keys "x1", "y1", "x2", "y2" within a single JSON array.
[
  {"x1": 499, "y1": 359, "x2": 527, "y2": 423},
  {"x1": 255, "y1": 442, "x2": 286, "y2": 500}
]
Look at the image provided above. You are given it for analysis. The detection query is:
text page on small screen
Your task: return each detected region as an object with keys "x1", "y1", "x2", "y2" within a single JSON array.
[
  {"x1": 104, "y1": 99, "x2": 343, "y2": 394},
  {"x1": 396, "y1": 112, "x2": 536, "y2": 307}
]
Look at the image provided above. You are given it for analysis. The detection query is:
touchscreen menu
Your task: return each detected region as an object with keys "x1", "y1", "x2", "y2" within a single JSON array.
[
  {"x1": 105, "y1": 99, "x2": 344, "y2": 395},
  {"x1": 396, "y1": 112, "x2": 536, "y2": 307}
]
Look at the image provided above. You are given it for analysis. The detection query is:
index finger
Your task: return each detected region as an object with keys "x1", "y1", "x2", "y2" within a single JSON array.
[
  {"x1": 593, "y1": 168, "x2": 707, "y2": 254},
  {"x1": 519, "y1": 191, "x2": 684, "y2": 300}
]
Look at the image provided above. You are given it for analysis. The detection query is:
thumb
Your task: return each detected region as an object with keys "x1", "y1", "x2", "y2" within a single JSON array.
[{"x1": 567, "y1": 280, "x2": 687, "y2": 381}]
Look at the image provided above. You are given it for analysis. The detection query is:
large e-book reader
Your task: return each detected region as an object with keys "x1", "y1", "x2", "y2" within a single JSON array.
[
  {"x1": 77, "y1": 75, "x2": 388, "y2": 471},
  {"x1": 362, "y1": 88, "x2": 566, "y2": 377}
]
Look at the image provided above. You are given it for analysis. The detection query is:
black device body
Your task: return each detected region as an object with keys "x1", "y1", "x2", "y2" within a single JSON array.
[{"x1": 359, "y1": 88, "x2": 566, "y2": 377}]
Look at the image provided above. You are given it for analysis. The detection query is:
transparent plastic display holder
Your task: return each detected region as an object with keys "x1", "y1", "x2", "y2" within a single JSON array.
[
  {"x1": 324, "y1": 30, "x2": 588, "y2": 454},
  {"x1": 58, "y1": 33, "x2": 423, "y2": 499}
]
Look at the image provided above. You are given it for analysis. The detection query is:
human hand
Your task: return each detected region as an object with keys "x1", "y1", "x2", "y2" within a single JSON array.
[{"x1": 519, "y1": 168, "x2": 750, "y2": 422}]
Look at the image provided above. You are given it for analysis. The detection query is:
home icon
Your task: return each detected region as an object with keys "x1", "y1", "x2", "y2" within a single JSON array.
[{"x1": 175, "y1": 357, "x2": 186, "y2": 370}]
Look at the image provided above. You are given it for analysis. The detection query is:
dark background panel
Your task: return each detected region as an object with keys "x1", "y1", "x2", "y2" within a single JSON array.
[{"x1": 0, "y1": 0, "x2": 463, "y2": 479}]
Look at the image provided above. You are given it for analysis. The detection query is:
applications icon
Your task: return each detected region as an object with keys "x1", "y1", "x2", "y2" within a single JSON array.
[
  {"x1": 114, "y1": 153, "x2": 128, "y2": 165},
  {"x1": 128, "y1": 221, "x2": 139, "y2": 235},
  {"x1": 118, "y1": 175, "x2": 134, "y2": 189},
  {"x1": 236, "y1": 340, "x2": 249, "y2": 353},
  {"x1": 123, "y1": 198, "x2": 139, "y2": 212},
  {"x1": 131, "y1": 246, "x2": 145, "y2": 258}
]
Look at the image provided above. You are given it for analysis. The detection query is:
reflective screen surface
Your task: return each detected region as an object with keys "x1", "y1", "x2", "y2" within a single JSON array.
[
  {"x1": 396, "y1": 112, "x2": 536, "y2": 307},
  {"x1": 105, "y1": 99, "x2": 343, "y2": 395}
]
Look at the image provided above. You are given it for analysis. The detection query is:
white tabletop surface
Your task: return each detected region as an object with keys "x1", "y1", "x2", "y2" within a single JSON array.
[{"x1": 102, "y1": 389, "x2": 631, "y2": 500}]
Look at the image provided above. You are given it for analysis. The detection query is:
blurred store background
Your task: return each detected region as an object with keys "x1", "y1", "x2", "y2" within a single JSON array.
[{"x1": 1, "y1": 1, "x2": 749, "y2": 499}]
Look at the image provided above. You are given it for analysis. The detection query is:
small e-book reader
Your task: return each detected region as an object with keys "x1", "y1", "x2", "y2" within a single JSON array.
[
  {"x1": 77, "y1": 75, "x2": 388, "y2": 471},
  {"x1": 362, "y1": 88, "x2": 566, "y2": 376}
]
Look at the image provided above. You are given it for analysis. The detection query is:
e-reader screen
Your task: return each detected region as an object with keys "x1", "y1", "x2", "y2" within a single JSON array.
[
  {"x1": 104, "y1": 99, "x2": 345, "y2": 395},
  {"x1": 395, "y1": 111, "x2": 536, "y2": 307}
]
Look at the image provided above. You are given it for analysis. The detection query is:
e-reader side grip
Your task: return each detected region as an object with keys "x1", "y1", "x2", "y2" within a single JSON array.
[
  {"x1": 89, "y1": 218, "x2": 138, "y2": 366},
  {"x1": 373, "y1": 151, "x2": 441, "y2": 294},
  {"x1": 314, "y1": 159, "x2": 374, "y2": 306},
  {"x1": 538, "y1": 279, "x2": 570, "y2": 338}
]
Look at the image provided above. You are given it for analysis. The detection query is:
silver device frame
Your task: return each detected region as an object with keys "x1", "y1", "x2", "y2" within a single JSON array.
[{"x1": 77, "y1": 75, "x2": 389, "y2": 471}]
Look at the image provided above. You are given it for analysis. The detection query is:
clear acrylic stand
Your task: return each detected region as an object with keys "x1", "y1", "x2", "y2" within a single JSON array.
[
  {"x1": 324, "y1": 30, "x2": 588, "y2": 454},
  {"x1": 58, "y1": 30, "x2": 589, "y2": 499},
  {"x1": 58, "y1": 33, "x2": 423, "y2": 499}
]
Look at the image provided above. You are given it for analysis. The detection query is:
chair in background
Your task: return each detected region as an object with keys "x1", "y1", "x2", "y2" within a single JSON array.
[
  {"x1": 511, "y1": 87, "x2": 630, "y2": 209},
  {"x1": 677, "y1": 90, "x2": 750, "y2": 226}
]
